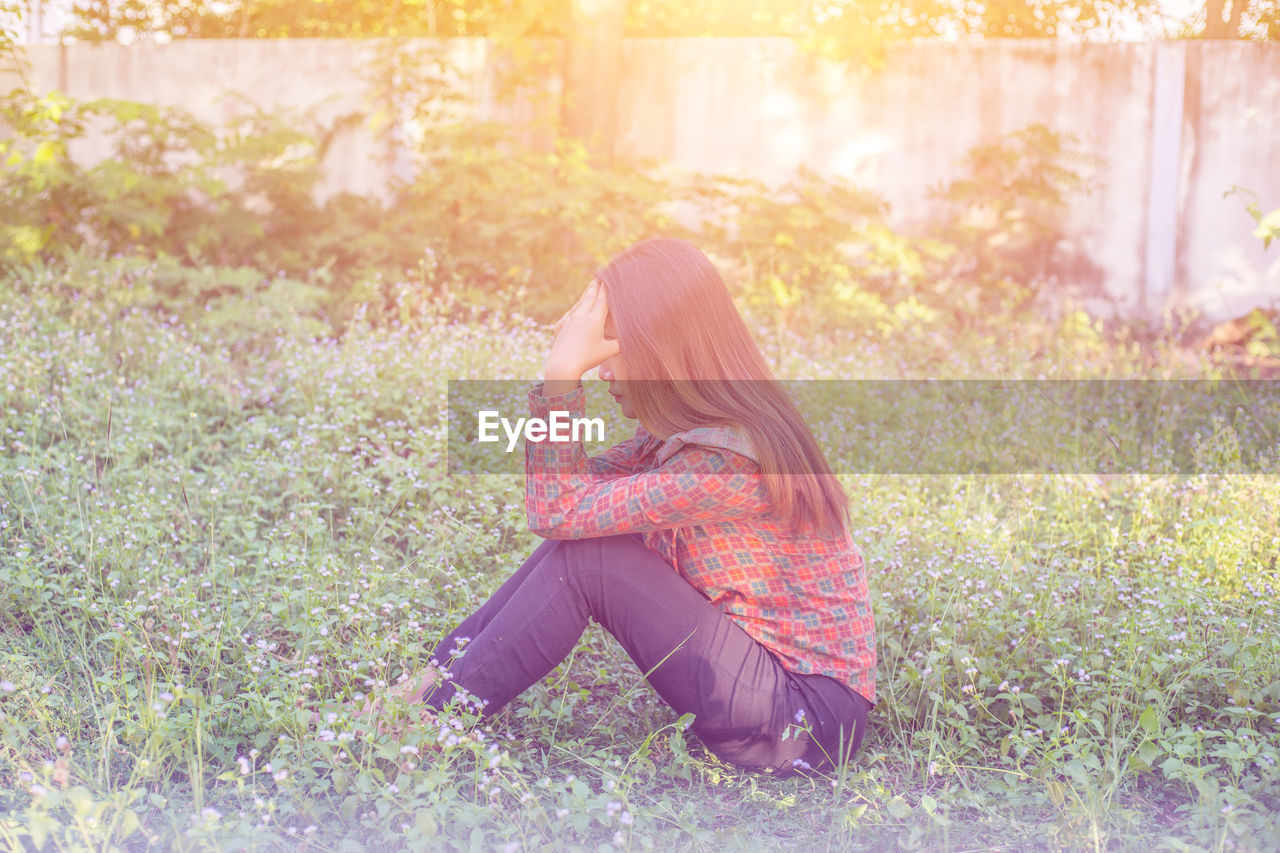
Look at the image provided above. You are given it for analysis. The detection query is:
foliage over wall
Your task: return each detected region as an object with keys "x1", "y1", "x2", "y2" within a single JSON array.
[
  {"x1": 0, "y1": 57, "x2": 1097, "y2": 339},
  {"x1": 53, "y1": 0, "x2": 1280, "y2": 47}
]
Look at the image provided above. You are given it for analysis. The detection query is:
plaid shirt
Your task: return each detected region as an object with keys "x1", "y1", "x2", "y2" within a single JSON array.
[{"x1": 524, "y1": 383, "x2": 876, "y2": 705}]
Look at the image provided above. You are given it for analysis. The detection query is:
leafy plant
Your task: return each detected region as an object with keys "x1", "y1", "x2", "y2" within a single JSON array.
[
  {"x1": 1226, "y1": 185, "x2": 1280, "y2": 250},
  {"x1": 680, "y1": 167, "x2": 950, "y2": 337},
  {"x1": 2, "y1": 265, "x2": 1278, "y2": 851},
  {"x1": 0, "y1": 90, "x2": 322, "y2": 271},
  {"x1": 4, "y1": 71, "x2": 1112, "y2": 346},
  {"x1": 929, "y1": 123, "x2": 1099, "y2": 311},
  {"x1": 0, "y1": 0, "x2": 23, "y2": 77},
  {"x1": 389, "y1": 122, "x2": 681, "y2": 318}
]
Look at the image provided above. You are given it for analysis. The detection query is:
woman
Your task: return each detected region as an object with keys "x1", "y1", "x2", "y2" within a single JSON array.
[{"x1": 368, "y1": 238, "x2": 875, "y2": 776}]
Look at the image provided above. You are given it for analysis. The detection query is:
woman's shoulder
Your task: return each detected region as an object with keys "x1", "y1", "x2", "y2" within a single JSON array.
[{"x1": 653, "y1": 423, "x2": 757, "y2": 467}]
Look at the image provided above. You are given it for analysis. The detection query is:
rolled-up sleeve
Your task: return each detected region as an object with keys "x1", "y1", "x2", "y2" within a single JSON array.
[{"x1": 525, "y1": 383, "x2": 770, "y2": 539}]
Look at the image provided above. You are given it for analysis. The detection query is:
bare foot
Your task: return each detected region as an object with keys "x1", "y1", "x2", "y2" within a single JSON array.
[
  {"x1": 354, "y1": 669, "x2": 440, "y2": 718},
  {"x1": 349, "y1": 670, "x2": 441, "y2": 737},
  {"x1": 309, "y1": 669, "x2": 441, "y2": 737}
]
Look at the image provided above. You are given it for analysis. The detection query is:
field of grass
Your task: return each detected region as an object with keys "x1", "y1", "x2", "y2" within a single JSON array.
[{"x1": 1, "y1": 264, "x2": 1278, "y2": 852}]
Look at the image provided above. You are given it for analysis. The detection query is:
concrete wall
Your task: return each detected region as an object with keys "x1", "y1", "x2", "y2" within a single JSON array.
[
  {"x1": 4, "y1": 38, "x2": 1278, "y2": 321},
  {"x1": 2, "y1": 39, "x2": 526, "y2": 200},
  {"x1": 1174, "y1": 43, "x2": 1280, "y2": 320}
]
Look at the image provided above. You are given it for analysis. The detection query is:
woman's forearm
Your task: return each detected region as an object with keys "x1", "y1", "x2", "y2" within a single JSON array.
[{"x1": 542, "y1": 359, "x2": 583, "y2": 397}]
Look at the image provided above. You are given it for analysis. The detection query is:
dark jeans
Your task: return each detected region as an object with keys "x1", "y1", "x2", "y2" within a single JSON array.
[{"x1": 424, "y1": 533, "x2": 871, "y2": 776}]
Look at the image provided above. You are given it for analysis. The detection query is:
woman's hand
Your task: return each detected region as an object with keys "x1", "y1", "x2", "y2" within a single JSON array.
[{"x1": 544, "y1": 280, "x2": 620, "y2": 395}]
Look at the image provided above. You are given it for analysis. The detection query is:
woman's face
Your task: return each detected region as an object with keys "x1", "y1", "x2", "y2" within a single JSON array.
[{"x1": 597, "y1": 309, "x2": 635, "y2": 419}]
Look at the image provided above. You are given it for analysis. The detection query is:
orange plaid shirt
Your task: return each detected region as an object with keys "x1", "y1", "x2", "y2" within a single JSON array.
[{"x1": 524, "y1": 383, "x2": 876, "y2": 705}]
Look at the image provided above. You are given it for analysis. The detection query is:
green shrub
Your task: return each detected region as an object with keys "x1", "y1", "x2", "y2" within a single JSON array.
[
  {"x1": 928, "y1": 123, "x2": 1098, "y2": 312},
  {"x1": 386, "y1": 125, "x2": 681, "y2": 319},
  {"x1": 0, "y1": 90, "x2": 324, "y2": 270},
  {"x1": 685, "y1": 167, "x2": 954, "y2": 336},
  {"x1": 1, "y1": 269, "x2": 1277, "y2": 851},
  {"x1": 2, "y1": 62, "x2": 1103, "y2": 341}
]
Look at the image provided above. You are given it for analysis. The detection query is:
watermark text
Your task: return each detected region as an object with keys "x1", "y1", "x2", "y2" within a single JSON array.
[{"x1": 477, "y1": 410, "x2": 606, "y2": 452}]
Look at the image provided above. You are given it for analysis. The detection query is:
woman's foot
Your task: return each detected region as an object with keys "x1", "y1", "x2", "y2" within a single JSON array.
[
  {"x1": 354, "y1": 669, "x2": 441, "y2": 719},
  {"x1": 309, "y1": 669, "x2": 441, "y2": 737}
]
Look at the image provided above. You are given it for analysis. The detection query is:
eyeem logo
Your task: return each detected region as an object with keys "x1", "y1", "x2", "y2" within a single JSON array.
[{"x1": 477, "y1": 410, "x2": 606, "y2": 452}]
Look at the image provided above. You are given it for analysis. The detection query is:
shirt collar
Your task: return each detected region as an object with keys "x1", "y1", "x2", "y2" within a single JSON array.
[{"x1": 652, "y1": 424, "x2": 758, "y2": 466}]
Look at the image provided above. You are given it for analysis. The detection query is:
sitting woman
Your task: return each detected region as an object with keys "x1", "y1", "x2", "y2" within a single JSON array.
[{"x1": 364, "y1": 238, "x2": 875, "y2": 776}]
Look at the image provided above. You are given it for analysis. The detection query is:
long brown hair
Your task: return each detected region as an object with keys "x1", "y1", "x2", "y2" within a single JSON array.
[{"x1": 597, "y1": 238, "x2": 850, "y2": 538}]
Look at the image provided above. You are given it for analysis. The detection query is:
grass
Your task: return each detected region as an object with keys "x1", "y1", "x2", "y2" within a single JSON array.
[{"x1": 0, "y1": 262, "x2": 1278, "y2": 852}]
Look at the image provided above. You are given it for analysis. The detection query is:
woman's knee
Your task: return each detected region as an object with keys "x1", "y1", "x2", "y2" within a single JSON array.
[{"x1": 545, "y1": 534, "x2": 660, "y2": 583}]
